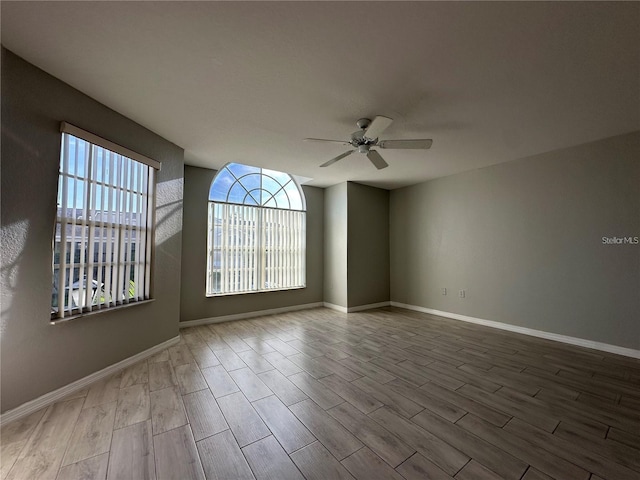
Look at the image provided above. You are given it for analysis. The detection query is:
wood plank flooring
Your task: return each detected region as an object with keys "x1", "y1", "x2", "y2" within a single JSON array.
[{"x1": 2, "y1": 307, "x2": 640, "y2": 480}]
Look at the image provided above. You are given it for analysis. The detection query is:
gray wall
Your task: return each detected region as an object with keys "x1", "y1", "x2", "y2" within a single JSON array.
[
  {"x1": 1, "y1": 49, "x2": 184, "y2": 412},
  {"x1": 180, "y1": 166, "x2": 324, "y2": 321},
  {"x1": 390, "y1": 132, "x2": 640, "y2": 350},
  {"x1": 323, "y1": 183, "x2": 348, "y2": 307},
  {"x1": 323, "y1": 182, "x2": 390, "y2": 309},
  {"x1": 347, "y1": 183, "x2": 390, "y2": 308}
]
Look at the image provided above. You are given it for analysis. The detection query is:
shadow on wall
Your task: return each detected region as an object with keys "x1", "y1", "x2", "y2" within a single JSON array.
[{"x1": 0, "y1": 120, "x2": 59, "y2": 356}]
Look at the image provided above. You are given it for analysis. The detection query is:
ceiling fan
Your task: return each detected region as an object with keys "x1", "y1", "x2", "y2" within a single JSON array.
[{"x1": 305, "y1": 116, "x2": 432, "y2": 170}]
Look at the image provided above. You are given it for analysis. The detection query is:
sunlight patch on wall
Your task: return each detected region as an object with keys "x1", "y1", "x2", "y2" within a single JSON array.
[
  {"x1": 155, "y1": 178, "x2": 183, "y2": 246},
  {"x1": 0, "y1": 219, "x2": 31, "y2": 337}
]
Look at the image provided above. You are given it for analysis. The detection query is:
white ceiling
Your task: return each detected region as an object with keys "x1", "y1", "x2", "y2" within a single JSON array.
[{"x1": 2, "y1": 1, "x2": 638, "y2": 189}]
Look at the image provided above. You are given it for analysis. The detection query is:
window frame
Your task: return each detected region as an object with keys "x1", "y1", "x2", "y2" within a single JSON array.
[
  {"x1": 206, "y1": 163, "x2": 306, "y2": 297},
  {"x1": 51, "y1": 122, "x2": 160, "y2": 322}
]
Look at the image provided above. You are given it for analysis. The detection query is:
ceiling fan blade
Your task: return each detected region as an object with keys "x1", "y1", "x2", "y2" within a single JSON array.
[
  {"x1": 367, "y1": 150, "x2": 388, "y2": 170},
  {"x1": 378, "y1": 139, "x2": 433, "y2": 149},
  {"x1": 320, "y1": 150, "x2": 355, "y2": 168},
  {"x1": 363, "y1": 115, "x2": 393, "y2": 140},
  {"x1": 305, "y1": 138, "x2": 351, "y2": 145}
]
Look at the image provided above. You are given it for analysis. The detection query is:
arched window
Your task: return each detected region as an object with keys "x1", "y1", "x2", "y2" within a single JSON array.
[{"x1": 207, "y1": 163, "x2": 306, "y2": 295}]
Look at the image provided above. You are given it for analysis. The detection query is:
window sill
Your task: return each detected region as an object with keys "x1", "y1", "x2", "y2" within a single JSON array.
[
  {"x1": 50, "y1": 299, "x2": 155, "y2": 325},
  {"x1": 206, "y1": 286, "x2": 306, "y2": 298}
]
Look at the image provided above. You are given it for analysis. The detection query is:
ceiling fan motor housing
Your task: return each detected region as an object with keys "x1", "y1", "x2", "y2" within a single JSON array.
[{"x1": 350, "y1": 130, "x2": 377, "y2": 151}]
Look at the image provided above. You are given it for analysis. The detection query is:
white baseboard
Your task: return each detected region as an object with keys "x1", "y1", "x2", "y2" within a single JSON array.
[
  {"x1": 0, "y1": 335, "x2": 180, "y2": 426},
  {"x1": 347, "y1": 301, "x2": 391, "y2": 312},
  {"x1": 390, "y1": 302, "x2": 640, "y2": 359},
  {"x1": 323, "y1": 302, "x2": 348, "y2": 313},
  {"x1": 179, "y1": 302, "x2": 324, "y2": 328},
  {"x1": 323, "y1": 301, "x2": 391, "y2": 313}
]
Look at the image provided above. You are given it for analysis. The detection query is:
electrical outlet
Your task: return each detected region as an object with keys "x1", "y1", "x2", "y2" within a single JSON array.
[
  {"x1": 442, "y1": 288, "x2": 447, "y2": 295},
  {"x1": 459, "y1": 289, "x2": 465, "y2": 298}
]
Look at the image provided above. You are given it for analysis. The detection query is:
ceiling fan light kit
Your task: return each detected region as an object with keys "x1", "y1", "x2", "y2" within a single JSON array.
[{"x1": 305, "y1": 115, "x2": 433, "y2": 170}]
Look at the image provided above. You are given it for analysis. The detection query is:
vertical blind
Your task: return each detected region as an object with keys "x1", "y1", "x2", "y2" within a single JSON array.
[
  {"x1": 207, "y1": 203, "x2": 306, "y2": 295},
  {"x1": 52, "y1": 125, "x2": 158, "y2": 320}
]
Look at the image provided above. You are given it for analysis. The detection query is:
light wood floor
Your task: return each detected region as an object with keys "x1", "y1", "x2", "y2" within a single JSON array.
[{"x1": 2, "y1": 307, "x2": 640, "y2": 480}]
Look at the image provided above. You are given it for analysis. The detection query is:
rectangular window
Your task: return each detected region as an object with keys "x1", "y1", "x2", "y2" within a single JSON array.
[
  {"x1": 52, "y1": 123, "x2": 160, "y2": 320},
  {"x1": 207, "y1": 203, "x2": 306, "y2": 295}
]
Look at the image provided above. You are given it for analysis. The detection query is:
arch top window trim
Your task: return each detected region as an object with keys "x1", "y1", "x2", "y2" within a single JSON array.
[{"x1": 209, "y1": 163, "x2": 306, "y2": 211}]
